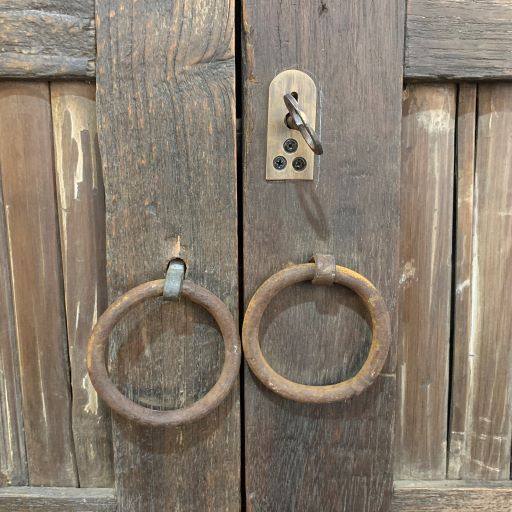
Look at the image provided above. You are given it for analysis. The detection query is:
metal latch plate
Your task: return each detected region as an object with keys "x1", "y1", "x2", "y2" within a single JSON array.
[{"x1": 266, "y1": 69, "x2": 318, "y2": 181}]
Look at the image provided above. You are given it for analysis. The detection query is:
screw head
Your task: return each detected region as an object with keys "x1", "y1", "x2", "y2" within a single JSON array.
[
  {"x1": 273, "y1": 155, "x2": 287, "y2": 170},
  {"x1": 292, "y1": 157, "x2": 307, "y2": 171},
  {"x1": 283, "y1": 138, "x2": 298, "y2": 153}
]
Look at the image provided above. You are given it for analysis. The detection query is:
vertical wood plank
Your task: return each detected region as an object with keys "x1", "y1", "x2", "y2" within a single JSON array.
[
  {"x1": 95, "y1": 1, "x2": 239, "y2": 510},
  {"x1": 448, "y1": 83, "x2": 477, "y2": 479},
  {"x1": 449, "y1": 83, "x2": 512, "y2": 479},
  {"x1": 0, "y1": 177, "x2": 27, "y2": 486},
  {"x1": 396, "y1": 84, "x2": 456, "y2": 479},
  {"x1": 243, "y1": 2, "x2": 404, "y2": 510},
  {"x1": 50, "y1": 82, "x2": 113, "y2": 487},
  {"x1": 0, "y1": 82, "x2": 77, "y2": 486}
]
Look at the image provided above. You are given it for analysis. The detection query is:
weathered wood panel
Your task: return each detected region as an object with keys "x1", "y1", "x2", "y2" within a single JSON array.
[
  {"x1": 406, "y1": 0, "x2": 512, "y2": 80},
  {"x1": 51, "y1": 82, "x2": 113, "y2": 487},
  {"x1": 448, "y1": 83, "x2": 477, "y2": 479},
  {"x1": 0, "y1": 176, "x2": 27, "y2": 486},
  {"x1": 243, "y1": 1, "x2": 404, "y2": 510},
  {"x1": 449, "y1": 83, "x2": 512, "y2": 480},
  {"x1": 95, "y1": 0, "x2": 240, "y2": 510},
  {"x1": 392, "y1": 480, "x2": 512, "y2": 511},
  {"x1": 0, "y1": 1, "x2": 95, "y2": 79},
  {"x1": 2, "y1": 1, "x2": 512, "y2": 81},
  {"x1": 397, "y1": 84, "x2": 456, "y2": 479},
  {"x1": 0, "y1": 83, "x2": 77, "y2": 486},
  {"x1": 0, "y1": 487, "x2": 116, "y2": 511}
]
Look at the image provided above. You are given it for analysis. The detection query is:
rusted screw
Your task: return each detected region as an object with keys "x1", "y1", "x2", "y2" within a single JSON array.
[
  {"x1": 292, "y1": 157, "x2": 307, "y2": 171},
  {"x1": 283, "y1": 138, "x2": 298, "y2": 153},
  {"x1": 273, "y1": 156, "x2": 287, "y2": 170}
]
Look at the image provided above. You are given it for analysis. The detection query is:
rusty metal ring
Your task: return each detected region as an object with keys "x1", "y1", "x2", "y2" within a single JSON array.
[
  {"x1": 242, "y1": 263, "x2": 391, "y2": 403},
  {"x1": 87, "y1": 280, "x2": 241, "y2": 427}
]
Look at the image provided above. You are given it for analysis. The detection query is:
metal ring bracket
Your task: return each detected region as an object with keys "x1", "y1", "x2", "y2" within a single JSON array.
[
  {"x1": 87, "y1": 279, "x2": 241, "y2": 427},
  {"x1": 242, "y1": 256, "x2": 391, "y2": 403}
]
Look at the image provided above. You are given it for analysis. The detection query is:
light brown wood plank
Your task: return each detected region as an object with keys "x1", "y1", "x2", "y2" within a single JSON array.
[
  {"x1": 243, "y1": 1, "x2": 404, "y2": 510},
  {"x1": 406, "y1": 0, "x2": 512, "y2": 80},
  {"x1": 0, "y1": 82, "x2": 77, "y2": 486},
  {"x1": 95, "y1": 0, "x2": 240, "y2": 510},
  {"x1": 396, "y1": 84, "x2": 456, "y2": 479},
  {"x1": 449, "y1": 83, "x2": 512, "y2": 479},
  {"x1": 0, "y1": 172, "x2": 27, "y2": 486},
  {"x1": 448, "y1": 83, "x2": 477, "y2": 479},
  {"x1": 0, "y1": 487, "x2": 116, "y2": 511},
  {"x1": 392, "y1": 480, "x2": 512, "y2": 511},
  {"x1": 50, "y1": 82, "x2": 113, "y2": 487}
]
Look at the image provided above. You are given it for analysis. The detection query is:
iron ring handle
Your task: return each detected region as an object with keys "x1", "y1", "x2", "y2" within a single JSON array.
[
  {"x1": 284, "y1": 93, "x2": 324, "y2": 155},
  {"x1": 87, "y1": 279, "x2": 241, "y2": 427},
  {"x1": 242, "y1": 257, "x2": 391, "y2": 403}
]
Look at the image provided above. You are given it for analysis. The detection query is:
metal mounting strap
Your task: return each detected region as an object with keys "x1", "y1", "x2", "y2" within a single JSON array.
[{"x1": 163, "y1": 259, "x2": 185, "y2": 301}]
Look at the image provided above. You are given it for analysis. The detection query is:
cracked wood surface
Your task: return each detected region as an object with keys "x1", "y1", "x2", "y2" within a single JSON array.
[
  {"x1": 51, "y1": 82, "x2": 113, "y2": 486},
  {"x1": 95, "y1": 0, "x2": 240, "y2": 509},
  {"x1": 3, "y1": 1, "x2": 512, "y2": 80}
]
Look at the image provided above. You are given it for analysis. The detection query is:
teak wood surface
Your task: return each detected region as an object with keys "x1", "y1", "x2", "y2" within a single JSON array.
[{"x1": 242, "y1": 0, "x2": 404, "y2": 510}]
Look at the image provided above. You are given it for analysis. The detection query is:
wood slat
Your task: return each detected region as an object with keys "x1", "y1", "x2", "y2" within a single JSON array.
[
  {"x1": 392, "y1": 480, "x2": 512, "y2": 511},
  {"x1": 397, "y1": 84, "x2": 456, "y2": 479},
  {"x1": 449, "y1": 83, "x2": 512, "y2": 479},
  {"x1": 0, "y1": 1, "x2": 95, "y2": 79},
  {"x1": 0, "y1": 487, "x2": 116, "y2": 511},
  {"x1": 0, "y1": 82, "x2": 77, "y2": 486},
  {"x1": 406, "y1": 0, "x2": 512, "y2": 80},
  {"x1": 95, "y1": 0, "x2": 240, "y2": 510},
  {"x1": 448, "y1": 83, "x2": 477, "y2": 479},
  {"x1": 2, "y1": 1, "x2": 512, "y2": 80},
  {"x1": 0, "y1": 169, "x2": 27, "y2": 485},
  {"x1": 243, "y1": 1, "x2": 404, "y2": 510},
  {"x1": 50, "y1": 82, "x2": 113, "y2": 487}
]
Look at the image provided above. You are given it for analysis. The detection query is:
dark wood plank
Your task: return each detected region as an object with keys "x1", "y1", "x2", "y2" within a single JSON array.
[
  {"x1": 2, "y1": 1, "x2": 512, "y2": 81},
  {"x1": 448, "y1": 83, "x2": 477, "y2": 479},
  {"x1": 393, "y1": 481, "x2": 512, "y2": 511},
  {"x1": 449, "y1": 83, "x2": 512, "y2": 479},
  {"x1": 0, "y1": 487, "x2": 116, "y2": 511},
  {"x1": 0, "y1": 1, "x2": 95, "y2": 79},
  {"x1": 406, "y1": 0, "x2": 512, "y2": 80},
  {"x1": 50, "y1": 82, "x2": 113, "y2": 487},
  {"x1": 396, "y1": 84, "x2": 456, "y2": 479},
  {"x1": 95, "y1": 0, "x2": 239, "y2": 510},
  {"x1": 243, "y1": 1, "x2": 404, "y2": 510},
  {"x1": 0, "y1": 171, "x2": 27, "y2": 486},
  {"x1": 0, "y1": 82, "x2": 77, "y2": 486}
]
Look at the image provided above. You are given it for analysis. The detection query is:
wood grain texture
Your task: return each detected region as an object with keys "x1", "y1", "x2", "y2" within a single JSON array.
[
  {"x1": 0, "y1": 172, "x2": 27, "y2": 486},
  {"x1": 2, "y1": 1, "x2": 512, "y2": 80},
  {"x1": 397, "y1": 84, "x2": 456, "y2": 479},
  {"x1": 0, "y1": 1, "x2": 95, "y2": 79},
  {"x1": 95, "y1": 0, "x2": 239, "y2": 510},
  {"x1": 243, "y1": 1, "x2": 404, "y2": 510},
  {"x1": 448, "y1": 83, "x2": 477, "y2": 479},
  {"x1": 0, "y1": 82, "x2": 77, "y2": 486},
  {"x1": 449, "y1": 83, "x2": 512, "y2": 480},
  {"x1": 406, "y1": 0, "x2": 512, "y2": 80},
  {"x1": 392, "y1": 480, "x2": 512, "y2": 511},
  {"x1": 0, "y1": 487, "x2": 116, "y2": 511},
  {"x1": 51, "y1": 82, "x2": 113, "y2": 487}
]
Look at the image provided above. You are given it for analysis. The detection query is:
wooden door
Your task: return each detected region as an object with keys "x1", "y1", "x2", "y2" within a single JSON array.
[{"x1": 1, "y1": 2, "x2": 512, "y2": 511}]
